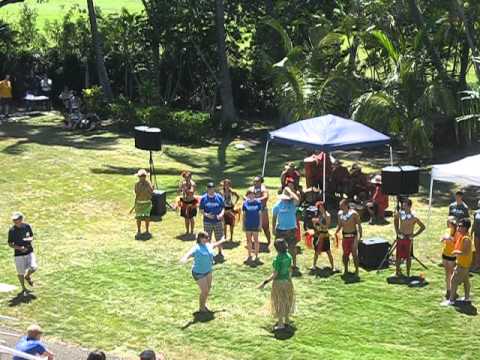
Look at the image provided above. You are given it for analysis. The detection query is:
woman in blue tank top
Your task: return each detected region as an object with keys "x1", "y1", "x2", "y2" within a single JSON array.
[{"x1": 181, "y1": 231, "x2": 226, "y2": 313}]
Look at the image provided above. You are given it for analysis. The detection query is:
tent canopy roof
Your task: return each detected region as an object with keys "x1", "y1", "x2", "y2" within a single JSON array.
[
  {"x1": 431, "y1": 154, "x2": 480, "y2": 186},
  {"x1": 268, "y1": 114, "x2": 390, "y2": 151}
]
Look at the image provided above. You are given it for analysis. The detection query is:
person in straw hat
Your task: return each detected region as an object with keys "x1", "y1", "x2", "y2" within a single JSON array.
[
  {"x1": 366, "y1": 174, "x2": 389, "y2": 225},
  {"x1": 13, "y1": 324, "x2": 54, "y2": 360},
  {"x1": 8, "y1": 211, "x2": 37, "y2": 294},
  {"x1": 133, "y1": 169, "x2": 154, "y2": 239},
  {"x1": 258, "y1": 238, "x2": 295, "y2": 331}
]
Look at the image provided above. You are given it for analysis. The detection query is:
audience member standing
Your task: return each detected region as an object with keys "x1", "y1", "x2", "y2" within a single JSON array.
[
  {"x1": 0, "y1": 74, "x2": 13, "y2": 117},
  {"x1": 242, "y1": 189, "x2": 263, "y2": 264},
  {"x1": 473, "y1": 200, "x2": 480, "y2": 271},
  {"x1": 199, "y1": 182, "x2": 225, "y2": 259},
  {"x1": 8, "y1": 212, "x2": 37, "y2": 294},
  {"x1": 448, "y1": 191, "x2": 469, "y2": 222}
]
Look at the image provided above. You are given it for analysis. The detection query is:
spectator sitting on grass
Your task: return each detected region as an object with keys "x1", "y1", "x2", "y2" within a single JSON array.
[{"x1": 13, "y1": 324, "x2": 54, "y2": 360}]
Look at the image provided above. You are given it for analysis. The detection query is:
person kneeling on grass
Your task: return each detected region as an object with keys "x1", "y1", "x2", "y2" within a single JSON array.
[
  {"x1": 13, "y1": 324, "x2": 54, "y2": 360},
  {"x1": 442, "y1": 218, "x2": 473, "y2": 306},
  {"x1": 181, "y1": 231, "x2": 226, "y2": 313},
  {"x1": 243, "y1": 189, "x2": 263, "y2": 265},
  {"x1": 441, "y1": 216, "x2": 457, "y2": 300},
  {"x1": 258, "y1": 239, "x2": 295, "y2": 331},
  {"x1": 8, "y1": 212, "x2": 37, "y2": 294},
  {"x1": 133, "y1": 169, "x2": 154, "y2": 239}
]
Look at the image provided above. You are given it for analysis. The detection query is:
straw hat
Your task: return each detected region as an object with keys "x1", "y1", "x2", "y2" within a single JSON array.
[{"x1": 136, "y1": 169, "x2": 148, "y2": 177}]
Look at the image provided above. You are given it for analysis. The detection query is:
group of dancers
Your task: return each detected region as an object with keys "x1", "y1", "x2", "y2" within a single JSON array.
[{"x1": 129, "y1": 165, "x2": 480, "y2": 328}]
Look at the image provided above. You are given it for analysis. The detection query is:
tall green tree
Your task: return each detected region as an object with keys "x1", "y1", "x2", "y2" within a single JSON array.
[{"x1": 87, "y1": 0, "x2": 113, "y2": 101}]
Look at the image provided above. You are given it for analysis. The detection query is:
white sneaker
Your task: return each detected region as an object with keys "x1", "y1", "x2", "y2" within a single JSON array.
[{"x1": 440, "y1": 299, "x2": 454, "y2": 306}]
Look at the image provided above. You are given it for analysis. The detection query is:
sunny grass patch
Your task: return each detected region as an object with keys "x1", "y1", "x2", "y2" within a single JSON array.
[{"x1": 0, "y1": 115, "x2": 479, "y2": 360}]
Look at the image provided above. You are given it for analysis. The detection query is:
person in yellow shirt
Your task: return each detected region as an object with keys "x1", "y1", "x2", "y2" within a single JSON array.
[
  {"x1": 442, "y1": 218, "x2": 473, "y2": 306},
  {"x1": 441, "y1": 216, "x2": 457, "y2": 300},
  {"x1": 0, "y1": 75, "x2": 12, "y2": 117}
]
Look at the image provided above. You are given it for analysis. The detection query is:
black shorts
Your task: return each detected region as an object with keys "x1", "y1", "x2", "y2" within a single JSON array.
[
  {"x1": 275, "y1": 229, "x2": 297, "y2": 248},
  {"x1": 192, "y1": 271, "x2": 211, "y2": 281},
  {"x1": 314, "y1": 236, "x2": 330, "y2": 253},
  {"x1": 442, "y1": 254, "x2": 456, "y2": 262}
]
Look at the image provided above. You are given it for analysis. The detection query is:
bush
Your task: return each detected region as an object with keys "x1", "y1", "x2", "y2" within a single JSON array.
[
  {"x1": 110, "y1": 100, "x2": 211, "y2": 143},
  {"x1": 82, "y1": 86, "x2": 109, "y2": 118}
]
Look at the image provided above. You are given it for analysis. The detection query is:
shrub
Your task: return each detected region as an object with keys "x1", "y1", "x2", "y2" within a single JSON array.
[
  {"x1": 110, "y1": 96, "x2": 141, "y2": 132},
  {"x1": 82, "y1": 86, "x2": 110, "y2": 118}
]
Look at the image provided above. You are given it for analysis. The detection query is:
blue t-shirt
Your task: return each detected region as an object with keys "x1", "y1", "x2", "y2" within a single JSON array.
[
  {"x1": 243, "y1": 199, "x2": 262, "y2": 230},
  {"x1": 13, "y1": 336, "x2": 47, "y2": 360},
  {"x1": 192, "y1": 243, "x2": 214, "y2": 274},
  {"x1": 200, "y1": 193, "x2": 225, "y2": 224},
  {"x1": 272, "y1": 200, "x2": 297, "y2": 230}
]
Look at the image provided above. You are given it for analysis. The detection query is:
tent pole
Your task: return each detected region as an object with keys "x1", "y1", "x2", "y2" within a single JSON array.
[
  {"x1": 427, "y1": 174, "x2": 434, "y2": 235},
  {"x1": 389, "y1": 145, "x2": 394, "y2": 166},
  {"x1": 261, "y1": 140, "x2": 270, "y2": 177},
  {"x1": 323, "y1": 152, "x2": 326, "y2": 202}
]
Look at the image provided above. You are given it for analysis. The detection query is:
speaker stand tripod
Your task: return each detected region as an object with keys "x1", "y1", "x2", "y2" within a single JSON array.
[
  {"x1": 147, "y1": 150, "x2": 174, "y2": 211},
  {"x1": 376, "y1": 238, "x2": 428, "y2": 273}
]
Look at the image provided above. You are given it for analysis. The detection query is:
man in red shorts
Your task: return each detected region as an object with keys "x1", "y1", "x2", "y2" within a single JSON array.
[
  {"x1": 336, "y1": 199, "x2": 362, "y2": 276},
  {"x1": 393, "y1": 198, "x2": 425, "y2": 278}
]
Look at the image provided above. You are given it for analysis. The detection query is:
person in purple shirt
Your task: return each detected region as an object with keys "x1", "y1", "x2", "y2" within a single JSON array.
[
  {"x1": 13, "y1": 324, "x2": 54, "y2": 360},
  {"x1": 199, "y1": 182, "x2": 225, "y2": 259}
]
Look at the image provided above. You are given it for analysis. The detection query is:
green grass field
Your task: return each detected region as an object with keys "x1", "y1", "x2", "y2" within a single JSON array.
[
  {"x1": 0, "y1": 0, "x2": 143, "y2": 25},
  {"x1": 0, "y1": 114, "x2": 479, "y2": 360}
]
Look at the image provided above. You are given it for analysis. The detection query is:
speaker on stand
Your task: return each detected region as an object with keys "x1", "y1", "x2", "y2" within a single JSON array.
[{"x1": 134, "y1": 126, "x2": 168, "y2": 221}]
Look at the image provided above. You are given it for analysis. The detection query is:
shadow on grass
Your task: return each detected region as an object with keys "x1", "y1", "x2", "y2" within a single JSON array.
[
  {"x1": 8, "y1": 291, "x2": 37, "y2": 307},
  {"x1": 341, "y1": 273, "x2": 361, "y2": 284},
  {"x1": 386, "y1": 275, "x2": 429, "y2": 288},
  {"x1": 0, "y1": 120, "x2": 125, "y2": 155},
  {"x1": 181, "y1": 310, "x2": 225, "y2": 330},
  {"x1": 454, "y1": 302, "x2": 478, "y2": 316},
  {"x1": 176, "y1": 233, "x2": 196, "y2": 241},
  {"x1": 90, "y1": 165, "x2": 182, "y2": 177},
  {"x1": 309, "y1": 267, "x2": 338, "y2": 278},
  {"x1": 262, "y1": 323, "x2": 297, "y2": 340},
  {"x1": 222, "y1": 241, "x2": 240, "y2": 250},
  {"x1": 259, "y1": 243, "x2": 271, "y2": 253}
]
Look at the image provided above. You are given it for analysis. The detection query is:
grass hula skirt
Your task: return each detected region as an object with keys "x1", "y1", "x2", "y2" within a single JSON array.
[
  {"x1": 270, "y1": 279, "x2": 295, "y2": 318},
  {"x1": 135, "y1": 200, "x2": 152, "y2": 219}
]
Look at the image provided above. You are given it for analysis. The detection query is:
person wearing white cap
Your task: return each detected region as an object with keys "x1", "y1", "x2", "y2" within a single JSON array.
[
  {"x1": 8, "y1": 212, "x2": 37, "y2": 294},
  {"x1": 133, "y1": 169, "x2": 154, "y2": 239},
  {"x1": 13, "y1": 324, "x2": 54, "y2": 360},
  {"x1": 366, "y1": 174, "x2": 389, "y2": 225}
]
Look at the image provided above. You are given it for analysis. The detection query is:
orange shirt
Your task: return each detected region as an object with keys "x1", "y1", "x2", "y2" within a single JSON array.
[
  {"x1": 454, "y1": 233, "x2": 472, "y2": 268},
  {"x1": 0, "y1": 80, "x2": 12, "y2": 98}
]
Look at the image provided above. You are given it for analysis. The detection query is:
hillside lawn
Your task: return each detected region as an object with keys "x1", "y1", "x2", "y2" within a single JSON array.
[
  {"x1": 0, "y1": 114, "x2": 479, "y2": 360},
  {"x1": 0, "y1": 0, "x2": 143, "y2": 25}
]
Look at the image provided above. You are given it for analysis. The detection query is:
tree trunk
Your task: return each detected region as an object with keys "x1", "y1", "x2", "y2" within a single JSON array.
[
  {"x1": 87, "y1": 0, "x2": 113, "y2": 101},
  {"x1": 215, "y1": 0, "x2": 237, "y2": 131},
  {"x1": 459, "y1": 39, "x2": 469, "y2": 90},
  {"x1": 453, "y1": 0, "x2": 480, "y2": 81},
  {"x1": 407, "y1": 0, "x2": 452, "y2": 84},
  {"x1": 265, "y1": 0, "x2": 274, "y2": 16},
  {"x1": 141, "y1": 0, "x2": 162, "y2": 92}
]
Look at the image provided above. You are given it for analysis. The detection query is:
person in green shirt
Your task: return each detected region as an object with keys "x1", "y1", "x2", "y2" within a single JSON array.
[{"x1": 258, "y1": 239, "x2": 295, "y2": 330}]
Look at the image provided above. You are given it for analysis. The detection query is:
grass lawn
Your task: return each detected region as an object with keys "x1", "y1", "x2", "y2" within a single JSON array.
[
  {"x1": 0, "y1": 114, "x2": 479, "y2": 360},
  {"x1": 0, "y1": 0, "x2": 143, "y2": 25}
]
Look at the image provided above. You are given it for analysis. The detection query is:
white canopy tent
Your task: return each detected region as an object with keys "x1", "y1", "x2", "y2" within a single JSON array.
[{"x1": 428, "y1": 154, "x2": 480, "y2": 213}]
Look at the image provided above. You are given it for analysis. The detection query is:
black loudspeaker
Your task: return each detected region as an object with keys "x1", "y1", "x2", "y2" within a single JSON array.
[
  {"x1": 358, "y1": 238, "x2": 390, "y2": 269},
  {"x1": 134, "y1": 126, "x2": 162, "y2": 151},
  {"x1": 381, "y1": 166, "x2": 419, "y2": 195},
  {"x1": 150, "y1": 190, "x2": 167, "y2": 221}
]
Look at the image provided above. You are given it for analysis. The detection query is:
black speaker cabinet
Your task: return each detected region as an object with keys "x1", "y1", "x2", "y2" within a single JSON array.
[
  {"x1": 381, "y1": 166, "x2": 419, "y2": 195},
  {"x1": 151, "y1": 190, "x2": 167, "y2": 221},
  {"x1": 358, "y1": 238, "x2": 390, "y2": 269},
  {"x1": 134, "y1": 126, "x2": 162, "y2": 151}
]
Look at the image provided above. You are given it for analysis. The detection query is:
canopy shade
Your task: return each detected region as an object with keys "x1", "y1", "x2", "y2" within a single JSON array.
[
  {"x1": 431, "y1": 154, "x2": 480, "y2": 187},
  {"x1": 268, "y1": 114, "x2": 390, "y2": 151}
]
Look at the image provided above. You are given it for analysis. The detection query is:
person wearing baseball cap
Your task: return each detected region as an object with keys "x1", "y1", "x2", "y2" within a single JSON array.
[
  {"x1": 13, "y1": 324, "x2": 54, "y2": 360},
  {"x1": 8, "y1": 212, "x2": 38, "y2": 294}
]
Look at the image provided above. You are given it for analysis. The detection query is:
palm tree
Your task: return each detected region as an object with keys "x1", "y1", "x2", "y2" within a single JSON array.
[{"x1": 87, "y1": 0, "x2": 113, "y2": 101}]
